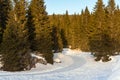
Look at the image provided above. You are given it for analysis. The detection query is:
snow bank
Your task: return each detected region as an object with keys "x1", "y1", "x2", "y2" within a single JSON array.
[
  {"x1": 54, "y1": 58, "x2": 61, "y2": 63},
  {"x1": 53, "y1": 49, "x2": 80, "y2": 63},
  {"x1": 53, "y1": 52, "x2": 65, "y2": 63},
  {"x1": 0, "y1": 51, "x2": 73, "y2": 75},
  {"x1": 54, "y1": 53, "x2": 65, "y2": 59},
  {"x1": 62, "y1": 48, "x2": 81, "y2": 55}
]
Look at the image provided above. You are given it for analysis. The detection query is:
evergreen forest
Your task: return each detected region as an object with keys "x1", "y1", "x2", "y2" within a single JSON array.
[{"x1": 0, "y1": 0, "x2": 120, "y2": 71}]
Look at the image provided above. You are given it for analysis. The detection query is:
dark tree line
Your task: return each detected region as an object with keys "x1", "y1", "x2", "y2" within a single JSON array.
[{"x1": 0, "y1": 0, "x2": 120, "y2": 71}]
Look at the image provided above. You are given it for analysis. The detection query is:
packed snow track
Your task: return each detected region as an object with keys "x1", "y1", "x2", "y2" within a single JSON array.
[
  {"x1": 0, "y1": 55, "x2": 86, "y2": 78},
  {"x1": 0, "y1": 50, "x2": 120, "y2": 80}
]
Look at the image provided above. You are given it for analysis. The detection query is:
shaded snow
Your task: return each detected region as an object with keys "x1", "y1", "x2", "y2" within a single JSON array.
[{"x1": 0, "y1": 49, "x2": 120, "y2": 80}]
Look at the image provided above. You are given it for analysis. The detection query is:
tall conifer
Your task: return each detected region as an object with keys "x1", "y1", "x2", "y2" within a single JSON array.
[
  {"x1": 28, "y1": 0, "x2": 53, "y2": 64},
  {"x1": 88, "y1": 0, "x2": 112, "y2": 61},
  {"x1": 0, "y1": 0, "x2": 11, "y2": 43},
  {"x1": 80, "y1": 7, "x2": 90, "y2": 51},
  {"x1": 51, "y1": 14, "x2": 63, "y2": 52},
  {"x1": 1, "y1": 0, "x2": 31, "y2": 71}
]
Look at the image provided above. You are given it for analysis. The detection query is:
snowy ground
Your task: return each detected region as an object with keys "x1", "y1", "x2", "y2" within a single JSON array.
[{"x1": 0, "y1": 48, "x2": 120, "y2": 80}]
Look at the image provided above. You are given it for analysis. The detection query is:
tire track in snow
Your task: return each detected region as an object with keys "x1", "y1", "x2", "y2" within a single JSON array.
[
  {"x1": 0, "y1": 55, "x2": 86, "y2": 77},
  {"x1": 42, "y1": 56, "x2": 86, "y2": 74}
]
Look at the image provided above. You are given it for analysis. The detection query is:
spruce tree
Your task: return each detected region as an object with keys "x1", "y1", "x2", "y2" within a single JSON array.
[
  {"x1": 27, "y1": 2, "x2": 35, "y2": 51},
  {"x1": 88, "y1": 0, "x2": 111, "y2": 61},
  {"x1": 112, "y1": 6, "x2": 120, "y2": 54},
  {"x1": 89, "y1": 0, "x2": 105, "y2": 48},
  {"x1": 61, "y1": 11, "x2": 70, "y2": 48},
  {"x1": 51, "y1": 14, "x2": 63, "y2": 52},
  {"x1": 1, "y1": 0, "x2": 31, "y2": 71},
  {"x1": 107, "y1": 0, "x2": 115, "y2": 14},
  {"x1": 106, "y1": 0, "x2": 117, "y2": 55},
  {"x1": 107, "y1": 0, "x2": 116, "y2": 37},
  {"x1": 51, "y1": 26, "x2": 63, "y2": 52},
  {"x1": 69, "y1": 14, "x2": 76, "y2": 49},
  {"x1": 28, "y1": 0, "x2": 53, "y2": 64},
  {"x1": 0, "y1": 0, "x2": 11, "y2": 43},
  {"x1": 70, "y1": 13, "x2": 80, "y2": 49},
  {"x1": 80, "y1": 7, "x2": 90, "y2": 51}
]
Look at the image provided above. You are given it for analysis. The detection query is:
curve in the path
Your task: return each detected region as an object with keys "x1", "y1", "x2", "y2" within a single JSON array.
[
  {"x1": 0, "y1": 55, "x2": 86, "y2": 77},
  {"x1": 42, "y1": 56, "x2": 86, "y2": 74}
]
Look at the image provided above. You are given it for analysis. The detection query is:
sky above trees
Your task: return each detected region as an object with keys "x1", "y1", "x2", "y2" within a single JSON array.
[{"x1": 44, "y1": 0, "x2": 120, "y2": 14}]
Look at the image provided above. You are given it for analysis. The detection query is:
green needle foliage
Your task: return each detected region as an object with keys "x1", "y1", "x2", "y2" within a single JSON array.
[
  {"x1": 28, "y1": 0, "x2": 53, "y2": 64},
  {"x1": 0, "y1": 0, "x2": 11, "y2": 43},
  {"x1": 0, "y1": 0, "x2": 31, "y2": 71}
]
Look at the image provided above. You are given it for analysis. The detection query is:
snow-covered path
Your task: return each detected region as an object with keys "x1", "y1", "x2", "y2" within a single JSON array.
[
  {"x1": 42, "y1": 56, "x2": 86, "y2": 74},
  {"x1": 0, "y1": 51, "x2": 120, "y2": 80},
  {"x1": 0, "y1": 55, "x2": 86, "y2": 77}
]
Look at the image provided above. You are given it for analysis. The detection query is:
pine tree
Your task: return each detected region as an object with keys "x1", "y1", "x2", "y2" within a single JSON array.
[
  {"x1": 61, "y1": 11, "x2": 70, "y2": 48},
  {"x1": 112, "y1": 6, "x2": 120, "y2": 54},
  {"x1": 93, "y1": 0, "x2": 105, "y2": 31},
  {"x1": 51, "y1": 14, "x2": 63, "y2": 52},
  {"x1": 51, "y1": 26, "x2": 63, "y2": 52},
  {"x1": 28, "y1": 0, "x2": 53, "y2": 64},
  {"x1": 107, "y1": 0, "x2": 116, "y2": 37},
  {"x1": 80, "y1": 7, "x2": 90, "y2": 51},
  {"x1": 1, "y1": 0, "x2": 31, "y2": 71},
  {"x1": 107, "y1": 0, "x2": 115, "y2": 14},
  {"x1": 89, "y1": 0, "x2": 105, "y2": 47},
  {"x1": 70, "y1": 13, "x2": 80, "y2": 49},
  {"x1": 106, "y1": 0, "x2": 117, "y2": 55},
  {"x1": 88, "y1": 0, "x2": 111, "y2": 61},
  {"x1": 27, "y1": 2, "x2": 35, "y2": 51},
  {"x1": 69, "y1": 14, "x2": 76, "y2": 49},
  {"x1": 0, "y1": 0, "x2": 11, "y2": 43}
]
